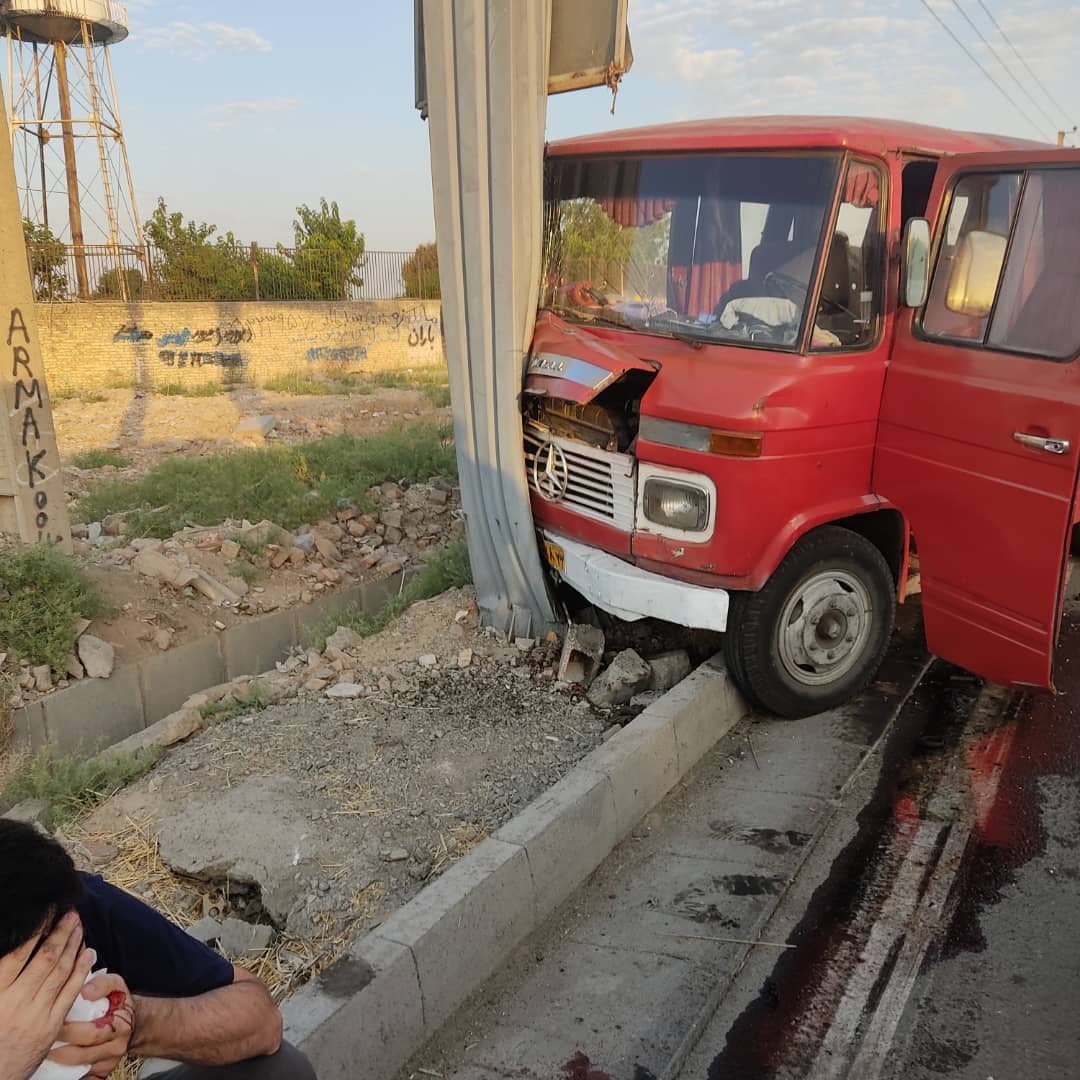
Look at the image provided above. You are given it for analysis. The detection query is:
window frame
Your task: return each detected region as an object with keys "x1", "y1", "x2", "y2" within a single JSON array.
[
  {"x1": 806, "y1": 153, "x2": 890, "y2": 355},
  {"x1": 916, "y1": 164, "x2": 1080, "y2": 364}
]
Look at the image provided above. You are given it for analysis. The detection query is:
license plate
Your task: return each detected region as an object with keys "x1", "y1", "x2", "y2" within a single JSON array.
[{"x1": 543, "y1": 540, "x2": 565, "y2": 572}]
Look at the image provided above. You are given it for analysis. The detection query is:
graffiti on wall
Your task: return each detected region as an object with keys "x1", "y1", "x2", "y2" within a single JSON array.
[
  {"x1": 104, "y1": 303, "x2": 442, "y2": 378},
  {"x1": 159, "y1": 351, "x2": 244, "y2": 369},
  {"x1": 306, "y1": 346, "x2": 368, "y2": 362},
  {"x1": 8, "y1": 308, "x2": 61, "y2": 543}
]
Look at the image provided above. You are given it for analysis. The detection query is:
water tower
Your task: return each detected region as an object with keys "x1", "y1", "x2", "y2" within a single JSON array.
[{"x1": 0, "y1": 0, "x2": 143, "y2": 297}]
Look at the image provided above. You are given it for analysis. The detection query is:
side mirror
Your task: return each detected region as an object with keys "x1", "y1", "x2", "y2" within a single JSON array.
[
  {"x1": 944, "y1": 230, "x2": 1007, "y2": 317},
  {"x1": 901, "y1": 218, "x2": 931, "y2": 308}
]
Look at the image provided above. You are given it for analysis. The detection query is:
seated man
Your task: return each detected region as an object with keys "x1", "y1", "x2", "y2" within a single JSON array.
[{"x1": 0, "y1": 819, "x2": 316, "y2": 1080}]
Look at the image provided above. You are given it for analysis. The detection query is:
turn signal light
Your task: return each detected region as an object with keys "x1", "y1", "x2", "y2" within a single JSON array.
[{"x1": 709, "y1": 430, "x2": 763, "y2": 458}]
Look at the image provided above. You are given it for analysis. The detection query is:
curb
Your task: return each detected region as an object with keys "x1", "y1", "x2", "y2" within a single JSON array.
[
  {"x1": 11, "y1": 572, "x2": 404, "y2": 756},
  {"x1": 282, "y1": 654, "x2": 748, "y2": 1080}
]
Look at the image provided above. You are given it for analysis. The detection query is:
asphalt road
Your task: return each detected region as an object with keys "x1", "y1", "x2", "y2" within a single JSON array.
[{"x1": 882, "y1": 607, "x2": 1080, "y2": 1079}]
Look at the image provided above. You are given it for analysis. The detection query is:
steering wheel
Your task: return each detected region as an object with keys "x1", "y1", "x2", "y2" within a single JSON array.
[{"x1": 762, "y1": 270, "x2": 809, "y2": 306}]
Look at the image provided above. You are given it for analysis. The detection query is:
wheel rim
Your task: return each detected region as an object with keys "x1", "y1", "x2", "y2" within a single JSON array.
[{"x1": 776, "y1": 569, "x2": 874, "y2": 688}]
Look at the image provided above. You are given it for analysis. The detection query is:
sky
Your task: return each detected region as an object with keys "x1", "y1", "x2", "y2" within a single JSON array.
[{"x1": 64, "y1": 0, "x2": 1080, "y2": 251}]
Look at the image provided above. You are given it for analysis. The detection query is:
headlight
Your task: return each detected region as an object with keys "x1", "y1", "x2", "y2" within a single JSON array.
[{"x1": 642, "y1": 478, "x2": 710, "y2": 532}]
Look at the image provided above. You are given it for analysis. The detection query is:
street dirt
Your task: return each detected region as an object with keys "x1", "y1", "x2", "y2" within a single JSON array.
[{"x1": 64, "y1": 593, "x2": 712, "y2": 1001}]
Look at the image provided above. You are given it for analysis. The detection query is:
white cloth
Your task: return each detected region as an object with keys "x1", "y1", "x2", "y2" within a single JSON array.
[
  {"x1": 719, "y1": 296, "x2": 799, "y2": 329},
  {"x1": 30, "y1": 969, "x2": 110, "y2": 1080}
]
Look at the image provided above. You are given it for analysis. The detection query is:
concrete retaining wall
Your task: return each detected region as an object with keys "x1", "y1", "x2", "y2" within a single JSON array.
[
  {"x1": 35, "y1": 299, "x2": 444, "y2": 395},
  {"x1": 283, "y1": 656, "x2": 749, "y2": 1080},
  {"x1": 11, "y1": 573, "x2": 403, "y2": 756}
]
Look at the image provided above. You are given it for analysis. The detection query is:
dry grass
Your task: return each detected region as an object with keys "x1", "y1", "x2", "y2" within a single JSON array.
[{"x1": 73, "y1": 816, "x2": 389, "y2": 1004}]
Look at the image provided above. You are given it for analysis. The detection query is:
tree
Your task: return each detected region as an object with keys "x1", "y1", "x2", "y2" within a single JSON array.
[
  {"x1": 94, "y1": 267, "x2": 146, "y2": 300},
  {"x1": 402, "y1": 242, "x2": 440, "y2": 299},
  {"x1": 289, "y1": 198, "x2": 365, "y2": 300},
  {"x1": 144, "y1": 198, "x2": 255, "y2": 301},
  {"x1": 23, "y1": 219, "x2": 68, "y2": 300}
]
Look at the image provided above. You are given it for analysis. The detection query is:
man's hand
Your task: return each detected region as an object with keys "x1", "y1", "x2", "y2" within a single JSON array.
[
  {"x1": 0, "y1": 911, "x2": 95, "y2": 1080},
  {"x1": 48, "y1": 973, "x2": 134, "y2": 1079}
]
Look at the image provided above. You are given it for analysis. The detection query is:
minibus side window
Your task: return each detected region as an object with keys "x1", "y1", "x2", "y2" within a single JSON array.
[
  {"x1": 922, "y1": 172, "x2": 1021, "y2": 343},
  {"x1": 924, "y1": 168, "x2": 1080, "y2": 360},
  {"x1": 811, "y1": 160, "x2": 885, "y2": 351},
  {"x1": 987, "y1": 169, "x2": 1080, "y2": 359}
]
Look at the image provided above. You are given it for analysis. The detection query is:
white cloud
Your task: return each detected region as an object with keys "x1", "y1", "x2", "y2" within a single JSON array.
[
  {"x1": 140, "y1": 20, "x2": 271, "y2": 56},
  {"x1": 625, "y1": 0, "x2": 1076, "y2": 140},
  {"x1": 207, "y1": 98, "x2": 299, "y2": 117}
]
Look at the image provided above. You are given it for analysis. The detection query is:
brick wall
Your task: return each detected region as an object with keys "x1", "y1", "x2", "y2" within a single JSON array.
[{"x1": 35, "y1": 299, "x2": 445, "y2": 394}]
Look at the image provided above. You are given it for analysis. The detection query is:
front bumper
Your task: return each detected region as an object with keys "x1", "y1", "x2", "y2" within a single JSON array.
[{"x1": 543, "y1": 530, "x2": 729, "y2": 632}]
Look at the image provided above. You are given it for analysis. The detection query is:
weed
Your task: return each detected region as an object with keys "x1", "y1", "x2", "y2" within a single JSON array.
[
  {"x1": 51, "y1": 388, "x2": 109, "y2": 405},
  {"x1": 69, "y1": 449, "x2": 132, "y2": 470},
  {"x1": 77, "y1": 423, "x2": 457, "y2": 539},
  {"x1": 229, "y1": 560, "x2": 259, "y2": 584},
  {"x1": 232, "y1": 524, "x2": 289, "y2": 556},
  {"x1": 262, "y1": 375, "x2": 332, "y2": 396},
  {"x1": 199, "y1": 686, "x2": 267, "y2": 725},
  {"x1": 1, "y1": 748, "x2": 159, "y2": 830},
  {"x1": 0, "y1": 547, "x2": 104, "y2": 669},
  {"x1": 156, "y1": 382, "x2": 223, "y2": 398},
  {"x1": 368, "y1": 368, "x2": 451, "y2": 408},
  {"x1": 316, "y1": 540, "x2": 471, "y2": 644}
]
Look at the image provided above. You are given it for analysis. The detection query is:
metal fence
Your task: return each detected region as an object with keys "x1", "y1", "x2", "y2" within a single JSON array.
[{"x1": 25, "y1": 243, "x2": 440, "y2": 303}]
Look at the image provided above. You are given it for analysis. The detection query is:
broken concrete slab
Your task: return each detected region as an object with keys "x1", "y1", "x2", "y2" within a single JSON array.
[
  {"x1": 587, "y1": 649, "x2": 652, "y2": 709},
  {"x1": 646, "y1": 650, "x2": 692, "y2": 692},
  {"x1": 77, "y1": 635, "x2": 115, "y2": 679},
  {"x1": 104, "y1": 707, "x2": 202, "y2": 758},
  {"x1": 218, "y1": 918, "x2": 275, "y2": 958},
  {"x1": 326, "y1": 683, "x2": 363, "y2": 699},
  {"x1": 185, "y1": 917, "x2": 223, "y2": 945},
  {"x1": 2, "y1": 798, "x2": 50, "y2": 828},
  {"x1": 133, "y1": 549, "x2": 200, "y2": 589},
  {"x1": 156, "y1": 775, "x2": 336, "y2": 928},
  {"x1": 325, "y1": 626, "x2": 363, "y2": 653},
  {"x1": 32, "y1": 665, "x2": 52, "y2": 692}
]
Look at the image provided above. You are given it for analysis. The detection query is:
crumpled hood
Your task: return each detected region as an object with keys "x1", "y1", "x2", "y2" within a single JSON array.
[{"x1": 524, "y1": 312, "x2": 658, "y2": 404}]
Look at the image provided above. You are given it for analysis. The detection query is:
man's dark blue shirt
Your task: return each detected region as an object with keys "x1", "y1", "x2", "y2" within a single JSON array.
[{"x1": 76, "y1": 872, "x2": 234, "y2": 998}]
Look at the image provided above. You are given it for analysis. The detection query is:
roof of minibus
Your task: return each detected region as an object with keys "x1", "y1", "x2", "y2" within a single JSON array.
[{"x1": 547, "y1": 115, "x2": 1049, "y2": 159}]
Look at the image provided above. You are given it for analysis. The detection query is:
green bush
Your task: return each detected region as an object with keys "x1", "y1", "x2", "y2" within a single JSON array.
[
  {"x1": 69, "y1": 450, "x2": 132, "y2": 470},
  {"x1": 320, "y1": 540, "x2": 472, "y2": 641},
  {"x1": 1, "y1": 749, "x2": 159, "y2": 830},
  {"x1": 0, "y1": 547, "x2": 104, "y2": 669},
  {"x1": 76, "y1": 424, "x2": 457, "y2": 539}
]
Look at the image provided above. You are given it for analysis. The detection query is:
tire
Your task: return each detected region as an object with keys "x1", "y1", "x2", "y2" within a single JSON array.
[{"x1": 723, "y1": 526, "x2": 896, "y2": 719}]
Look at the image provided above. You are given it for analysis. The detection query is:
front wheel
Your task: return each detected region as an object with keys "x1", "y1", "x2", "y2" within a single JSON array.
[{"x1": 724, "y1": 526, "x2": 896, "y2": 718}]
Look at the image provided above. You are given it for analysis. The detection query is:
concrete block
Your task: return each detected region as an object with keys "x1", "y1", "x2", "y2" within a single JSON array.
[
  {"x1": 578, "y1": 707, "x2": 680, "y2": 840},
  {"x1": 496, "y1": 767, "x2": 617, "y2": 922},
  {"x1": 222, "y1": 609, "x2": 294, "y2": 680},
  {"x1": 361, "y1": 571, "x2": 404, "y2": 613},
  {"x1": 665, "y1": 655, "x2": 747, "y2": 772},
  {"x1": 11, "y1": 700, "x2": 47, "y2": 751},
  {"x1": 291, "y1": 586, "x2": 364, "y2": 643},
  {"x1": 377, "y1": 837, "x2": 534, "y2": 1032},
  {"x1": 285, "y1": 935, "x2": 424, "y2": 1080},
  {"x1": 138, "y1": 636, "x2": 225, "y2": 726},
  {"x1": 43, "y1": 663, "x2": 144, "y2": 754}
]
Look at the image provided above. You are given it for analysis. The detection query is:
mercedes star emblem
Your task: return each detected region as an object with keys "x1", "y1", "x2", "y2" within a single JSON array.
[{"x1": 532, "y1": 439, "x2": 569, "y2": 503}]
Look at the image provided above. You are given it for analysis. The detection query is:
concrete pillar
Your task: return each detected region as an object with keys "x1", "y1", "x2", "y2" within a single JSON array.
[
  {"x1": 421, "y1": 0, "x2": 557, "y2": 637},
  {"x1": 0, "y1": 85, "x2": 72, "y2": 551}
]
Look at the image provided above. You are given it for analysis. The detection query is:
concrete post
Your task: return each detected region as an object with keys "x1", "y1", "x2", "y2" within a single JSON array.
[
  {"x1": 421, "y1": 0, "x2": 558, "y2": 638},
  {"x1": 0, "y1": 84, "x2": 72, "y2": 552}
]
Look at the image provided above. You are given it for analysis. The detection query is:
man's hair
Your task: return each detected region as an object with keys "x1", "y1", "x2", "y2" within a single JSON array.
[{"x1": 0, "y1": 819, "x2": 80, "y2": 958}]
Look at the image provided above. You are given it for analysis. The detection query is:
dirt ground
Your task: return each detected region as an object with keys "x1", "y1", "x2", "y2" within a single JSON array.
[
  {"x1": 54, "y1": 383, "x2": 450, "y2": 489},
  {"x1": 2, "y1": 385, "x2": 459, "y2": 706},
  {"x1": 70, "y1": 587, "x2": 617, "y2": 997}
]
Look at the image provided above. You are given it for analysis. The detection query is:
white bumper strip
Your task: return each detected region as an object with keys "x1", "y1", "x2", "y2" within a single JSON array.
[{"x1": 545, "y1": 531, "x2": 729, "y2": 632}]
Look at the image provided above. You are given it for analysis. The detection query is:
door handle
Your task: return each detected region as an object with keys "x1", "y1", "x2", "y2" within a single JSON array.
[{"x1": 1014, "y1": 432, "x2": 1072, "y2": 455}]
